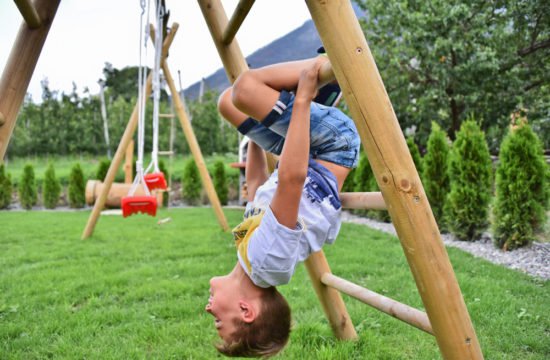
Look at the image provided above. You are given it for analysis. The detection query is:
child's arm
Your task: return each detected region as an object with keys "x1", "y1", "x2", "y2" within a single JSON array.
[
  {"x1": 269, "y1": 60, "x2": 322, "y2": 228},
  {"x1": 245, "y1": 140, "x2": 269, "y2": 201}
]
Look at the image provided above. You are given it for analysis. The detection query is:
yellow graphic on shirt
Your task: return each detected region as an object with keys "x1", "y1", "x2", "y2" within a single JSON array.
[{"x1": 232, "y1": 211, "x2": 265, "y2": 273}]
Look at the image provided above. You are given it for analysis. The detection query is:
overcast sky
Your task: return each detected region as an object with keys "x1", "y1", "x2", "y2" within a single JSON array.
[{"x1": 0, "y1": 1, "x2": 312, "y2": 101}]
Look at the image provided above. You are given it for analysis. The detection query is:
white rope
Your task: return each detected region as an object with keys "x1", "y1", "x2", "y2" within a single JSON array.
[
  {"x1": 129, "y1": 0, "x2": 152, "y2": 196},
  {"x1": 145, "y1": 0, "x2": 164, "y2": 175}
]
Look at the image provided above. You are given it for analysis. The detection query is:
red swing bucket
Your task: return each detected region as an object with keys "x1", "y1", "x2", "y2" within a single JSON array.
[
  {"x1": 121, "y1": 195, "x2": 158, "y2": 217},
  {"x1": 144, "y1": 172, "x2": 167, "y2": 191}
]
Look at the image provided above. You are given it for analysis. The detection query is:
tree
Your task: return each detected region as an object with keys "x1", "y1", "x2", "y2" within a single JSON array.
[
  {"x1": 422, "y1": 122, "x2": 451, "y2": 229},
  {"x1": 212, "y1": 160, "x2": 228, "y2": 205},
  {"x1": 444, "y1": 119, "x2": 493, "y2": 240},
  {"x1": 0, "y1": 165, "x2": 12, "y2": 209},
  {"x1": 493, "y1": 117, "x2": 549, "y2": 250},
  {"x1": 182, "y1": 159, "x2": 202, "y2": 205},
  {"x1": 43, "y1": 164, "x2": 61, "y2": 209},
  {"x1": 188, "y1": 90, "x2": 239, "y2": 155},
  {"x1": 358, "y1": 0, "x2": 550, "y2": 150},
  {"x1": 69, "y1": 163, "x2": 86, "y2": 208},
  {"x1": 19, "y1": 164, "x2": 37, "y2": 210}
]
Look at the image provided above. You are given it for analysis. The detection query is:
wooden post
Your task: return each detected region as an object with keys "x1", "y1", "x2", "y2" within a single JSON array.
[
  {"x1": 306, "y1": 1, "x2": 483, "y2": 358},
  {"x1": 124, "y1": 140, "x2": 134, "y2": 184},
  {"x1": 0, "y1": 0, "x2": 60, "y2": 161},
  {"x1": 222, "y1": 0, "x2": 256, "y2": 45},
  {"x1": 14, "y1": 0, "x2": 43, "y2": 29},
  {"x1": 198, "y1": 0, "x2": 356, "y2": 340},
  {"x1": 197, "y1": 0, "x2": 249, "y2": 83},
  {"x1": 81, "y1": 24, "x2": 179, "y2": 240},
  {"x1": 161, "y1": 62, "x2": 230, "y2": 232},
  {"x1": 305, "y1": 252, "x2": 357, "y2": 339}
]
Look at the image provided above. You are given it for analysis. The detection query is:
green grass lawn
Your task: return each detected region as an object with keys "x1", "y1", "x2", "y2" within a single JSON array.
[{"x1": 0, "y1": 208, "x2": 548, "y2": 359}]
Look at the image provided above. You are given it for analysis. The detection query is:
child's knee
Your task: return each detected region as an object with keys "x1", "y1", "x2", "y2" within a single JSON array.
[
  {"x1": 217, "y1": 88, "x2": 233, "y2": 119},
  {"x1": 232, "y1": 70, "x2": 257, "y2": 110}
]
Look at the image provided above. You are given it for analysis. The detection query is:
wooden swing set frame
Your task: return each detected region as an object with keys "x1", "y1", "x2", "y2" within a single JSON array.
[{"x1": 0, "y1": 1, "x2": 484, "y2": 358}]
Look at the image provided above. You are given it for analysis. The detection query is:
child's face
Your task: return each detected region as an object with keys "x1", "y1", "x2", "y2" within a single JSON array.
[{"x1": 205, "y1": 275, "x2": 241, "y2": 341}]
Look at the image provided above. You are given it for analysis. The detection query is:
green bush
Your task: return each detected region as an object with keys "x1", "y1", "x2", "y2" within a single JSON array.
[
  {"x1": 0, "y1": 165, "x2": 12, "y2": 209},
  {"x1": 96, "y1": 158, "x2": 111, "y2": 181},
  {"x1": 406, "y1": 136, "x2": 423, "y2": 175},
  {"x1": 212, "y1": 160, "x2": 228, "y2": 205},
  {"x1": 182, "y1": 159, "x2": 201, "y2": 205},
  {"x1": 493, "y1": 121, "x2": 549, "y2": 250},
  {"x1": 353, "y1": 152, "x2": 390, "y2": 221},
  {"x1": 444, "y1": 120, "x2": 493, "y2": 240},
  {"x1": 68, "y1": 163, "x2": 86, "y2": 208},
  {"x1": 422, "y1": 122, "x2": 451, "y2": 229},
  {"x1": 43, "y1": 164, "x2": 61, "y2": 209},
  {"x1": 19, "y1": 164, "x2": 37, "y2": 210},
  {"x1": 342, "y1": 167, "x2": 356, "y2": 193}
]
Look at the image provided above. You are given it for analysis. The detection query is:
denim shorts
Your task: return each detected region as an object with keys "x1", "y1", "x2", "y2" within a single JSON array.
[{"x1": 237, "y1": 90, "x2": 360, "y2": 168}]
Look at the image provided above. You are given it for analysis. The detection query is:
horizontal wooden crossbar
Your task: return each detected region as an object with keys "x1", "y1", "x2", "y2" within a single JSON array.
[
  {"x1": 321, "y1": 273, "x2": 433, "y2": 335},
  {"x1": 340, "y1": 192, "x2": 386, "y2": 210},
  {"x1": 222, "y1": 0, "x2": 255, "y2": 45},
  {"x1": 14, "y1": 0, "x2": 42, "y2": 29}
]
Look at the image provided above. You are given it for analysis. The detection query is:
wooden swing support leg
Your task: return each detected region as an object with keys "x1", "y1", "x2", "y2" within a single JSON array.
[
  {"x1": 305, "y1": 1, "x2": 483, "y2": 358},
  {"x1": 0, "y1": 0, "x2": 61, "y2": 161},
  {"x1": 161, "y1": 58, "x2": 229, "y2": 232}
]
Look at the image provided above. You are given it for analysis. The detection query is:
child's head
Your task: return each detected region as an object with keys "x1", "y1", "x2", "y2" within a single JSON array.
[{"x1": 206, "y1": 274, "x2": 291, "y2": 357}]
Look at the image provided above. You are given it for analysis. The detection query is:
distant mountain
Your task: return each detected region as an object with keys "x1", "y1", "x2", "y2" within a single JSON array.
[{"x1": 184, "y1": 3, "x2": 365, "y2": 100}]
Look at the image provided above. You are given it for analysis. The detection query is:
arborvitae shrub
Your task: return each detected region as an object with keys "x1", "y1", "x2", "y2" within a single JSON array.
[
  {"x1": 69, "y1": 163, "x2": 86, "y2": 208},
  {"x1": 0, "y1": 165, "x2": 12, "y2": 209},
  {"x1": 493, "y1": 121, "x2": 549, "y2": 250},
  {"x1": 342, "y1": 167, "x2": 356, "y2": 193},
  {"x1": 444, "y1": 120, "x2": 493, "y2": 240},
  {"x1": 213, "y1": 160, "x2": 228, "y2": 205},
  {"x1": 422, "y1": 122, "x2": 451, "y2": 229},
  {"x1": 182, "y1": 159, "x2": 201, "y2": 205},
  {"x1": 43, "y1": 163, "x2": 61, "y2": 209},
  {"x1": 353, "y1": 152, "x2": 391, "y2": 221},
  {"x1": 158, "y1": 159, "x2": 169, "y2": 207},
  {"x1": 96, "y1": 158, "x2": 111, "y2": 181},
  {"x1": 19, "y1": 164, "x2": 37, "y2": 210},
  {"x1": 353, "y1": 152, "x2": 373, "y2": 217},
  {"x1": 407, "y1": 136, "x2": 423, "y2": 175}
]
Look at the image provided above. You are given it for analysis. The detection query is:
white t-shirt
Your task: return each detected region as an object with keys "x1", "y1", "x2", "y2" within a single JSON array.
[{"x1": 237, "y1": 160, "x2": 342, "y2": 288}]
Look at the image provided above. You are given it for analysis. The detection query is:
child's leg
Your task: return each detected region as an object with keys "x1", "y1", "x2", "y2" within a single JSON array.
[
  {"x1": 218, "y1": 88, "x2": 285, "y2": 155},
  {"x1": 231, "y1": 58, "x2": 322, "y2": 121}
]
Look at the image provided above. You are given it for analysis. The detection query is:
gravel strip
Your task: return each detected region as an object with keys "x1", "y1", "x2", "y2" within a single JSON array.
[{"x1": 341, "y1": 211, "x2": 549, "y2": 281}]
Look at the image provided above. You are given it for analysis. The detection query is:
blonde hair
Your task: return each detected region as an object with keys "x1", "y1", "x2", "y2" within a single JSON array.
[{"x1": 215, "y1": 287, "x2": 291, "y2": 358}]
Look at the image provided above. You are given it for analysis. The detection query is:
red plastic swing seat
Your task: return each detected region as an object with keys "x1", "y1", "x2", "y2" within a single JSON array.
[
  {"x1": 144, "y1": 172, "x2": 168, "y2": 191},
  {"x1": 121, "y1": 196, "x2": 158, "y2": 217}
]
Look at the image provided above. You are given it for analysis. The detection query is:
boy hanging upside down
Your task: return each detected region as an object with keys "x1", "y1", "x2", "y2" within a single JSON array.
[{"x1": 206, "y1": 56, "x2": 360, "y2": 357}]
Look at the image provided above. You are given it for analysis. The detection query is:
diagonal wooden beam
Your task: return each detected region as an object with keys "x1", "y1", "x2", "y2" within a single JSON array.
[
  {"x1": 306, "y1": 1, "x2": 483, "y2": 358},
  {"x1": 14, "y1": 0, "x2": 42, "y2": 29},
  {"x1": 0, "y1": 0, "x2": 60, "y2": 161},
  {"x1": 222, "y1": 0, "x2": 255, "y2": 45}
]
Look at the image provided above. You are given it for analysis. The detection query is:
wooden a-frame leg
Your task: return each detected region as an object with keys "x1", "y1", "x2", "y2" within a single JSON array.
[
  {"x1": 0, "y1": 0, "x2": 61, "y2": 161},
  {"x1": 306, "y1": 1, "x2": 483, "y2": 359},
  {"x1": 161, "y1": 61, "x2": 230, "y2": 232},
  {"x1": 305, "y1": 251, "x2": 358, "y2": 340}
]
